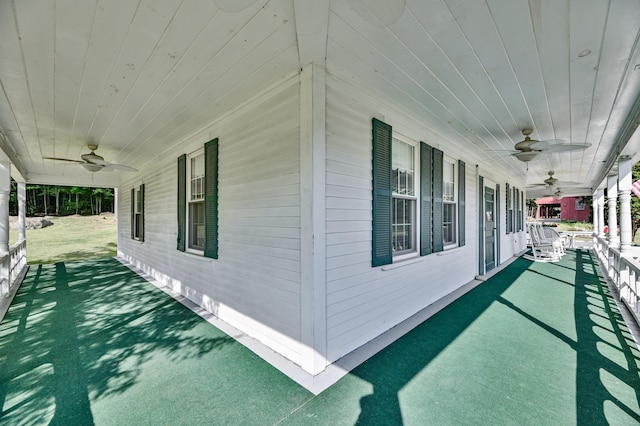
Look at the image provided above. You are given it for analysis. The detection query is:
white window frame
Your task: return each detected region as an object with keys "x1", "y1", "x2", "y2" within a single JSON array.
[
  {"x1": 392, "y1": 135, "x2": 420, "y2": 261},
  {"x1": 186, "y1": 149, "x2": 205, "y2": 254},
  {"x1": 442, "y1": 157, "x2": 457, "y2": 249},
  {"x1": 133, "y1": 185, "x2": 142, "y2": 240}
]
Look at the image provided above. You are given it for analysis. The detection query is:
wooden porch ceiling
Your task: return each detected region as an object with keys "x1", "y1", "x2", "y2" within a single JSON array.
[{"x1": 0, "y1": 0, "x2": 639, "y2": 194}]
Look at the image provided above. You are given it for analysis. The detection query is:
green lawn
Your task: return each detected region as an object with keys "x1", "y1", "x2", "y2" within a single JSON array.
[{"x1": 9, "y1": 214, "x2": 117, "y2": 264}]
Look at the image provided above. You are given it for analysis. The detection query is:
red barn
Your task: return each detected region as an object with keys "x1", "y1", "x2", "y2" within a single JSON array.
[{"x1": 536, "y1": 196, "x2": 590, "y2": 222}]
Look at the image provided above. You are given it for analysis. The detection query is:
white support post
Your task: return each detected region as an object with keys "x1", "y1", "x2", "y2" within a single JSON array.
[
  {"x1": 592, "y1": 192, "x2": 599, "y2": 236},
  {"x1": 299, "y1": 63, "x2": 327, "y2": 375},
  {"x1": 0, "y1": 162, "x2": 10, "y2": 256},
  {"x1": 619, "y1": 157, "x2": 633, "y2": 254},
  {"x1": 607, "y1": 175, "x2": 619, "y2": 248},
  {"x1": 17, "y1": 182, "x2": 26, "y2": 241},
  {"x1": 598, "y1": 188, "x2": 606, "y2": 239},
  {"x1": 114, "y1": 187, "x2": 118, "y2": 221}
]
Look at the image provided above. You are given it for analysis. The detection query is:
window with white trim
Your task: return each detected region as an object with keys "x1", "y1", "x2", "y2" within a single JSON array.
[
  {"x1": 443, "y1": 159, "x2": 457, "y2": 246},
  {"x1": 134, "y1": 187, "x2": 142, "y2": 239},
  {"x1": 371, "y1": 118, "x2": 465, "y2": 267},
  {"x1": 392, "y1": 138, "x2": 417, "y2": 256},
  {"x1": 188, "y1": 151, "x2": 205, "y2": 251},
  {"x1": 131, "y1": 184, "x2": 144, "y2": 241}
]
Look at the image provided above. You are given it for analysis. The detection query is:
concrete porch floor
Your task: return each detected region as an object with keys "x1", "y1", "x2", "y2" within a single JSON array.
[{"x1": 1, "y1": 250, "x2": 639, "y2": 425}]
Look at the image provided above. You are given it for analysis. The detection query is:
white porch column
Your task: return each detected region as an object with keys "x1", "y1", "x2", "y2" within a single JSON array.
[
  {"x1": 607, "y1": 175, "x2": 619, "y2": 248},
  {"x1": 0, "y1": 162, "x2": 10, "y2": 255},
  {"x1": 597, "y1": 188, "x2": 606, "y2": 239},
  {"x1": 592, "y1": 192, "x2": 599, "y2": 236},
  {"x1": 17, "y1": 182, "x2": 26, "y2": 241},
  {"x1": 299, "y1": 63, "x2": 327, "y2": 375},
  {"x1": 619, "y1": 157, "x2": 633, "y2": 254}
]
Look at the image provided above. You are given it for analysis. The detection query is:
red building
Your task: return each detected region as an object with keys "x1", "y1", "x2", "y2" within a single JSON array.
[{"x1": 536, "y1": 196, "x2": 590, "y2": 222}]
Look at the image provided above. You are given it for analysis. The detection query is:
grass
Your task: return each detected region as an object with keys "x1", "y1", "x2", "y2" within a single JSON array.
[
  {"x1": 9, "y1": 214, "x2": 117, "y2": 264},
  {"x1": 554, "y1": 221, "x2": 593, "y2": 232}
]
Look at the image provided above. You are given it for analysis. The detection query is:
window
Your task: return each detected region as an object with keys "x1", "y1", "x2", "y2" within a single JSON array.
[
  {"x1": 371, "y1": 118, "x2": 465, "y2": 267},
  {"x1": 576, "y1": 198, "x2": 585, "y2": 210},
  {"x1": 177, "y1": 138, "x2": 218, "y2": 259},
  {"x1": 188, "y1": 152, "x2": 205, "y2": 251},
  {"x1": 392, "y1": 138, "x2": 417, "y2": 255},
  {"x1": 131, "y1": 184, "x2": 144, "y2": 241},
  {"x1": 443, "y1": 160, "x2": 456, "y2": 246}
]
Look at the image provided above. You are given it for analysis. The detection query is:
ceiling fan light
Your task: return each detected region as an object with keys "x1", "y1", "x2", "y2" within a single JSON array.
[
  {"x1": 82, "y1": 163, "x2": 102, "y2": 172},
  {"x1": 81, "y1": 152, "x2": 105, "y2": 163},
  {"x1": 514, "y1": 151, "x2": 540, "y2": 162}
]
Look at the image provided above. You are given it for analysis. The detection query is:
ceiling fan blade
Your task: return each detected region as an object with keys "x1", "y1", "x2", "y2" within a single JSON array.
[
  {"x1": 43, "y1": 156, "x2": 85, "y2": 164},
  {"x1": 105, "y1": 163, "x2": 138, "y2": 172},
  {"x1": 88, "y1": 158, "x2": 110, "y2": 166},
  {"x1": 540, "y1": 143, "x2": 591, "y2": 153}
]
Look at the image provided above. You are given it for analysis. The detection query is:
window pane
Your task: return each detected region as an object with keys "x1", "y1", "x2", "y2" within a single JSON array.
[
  {"x1": 190, "y1": 154, "x2": 205, "y2": 201},
  {"x1": 443, "y1": 202, "x2": 456, "y2": 244},
  {"x1": 443, "y1": 161, "x2": 455, "y2": 202},
  {"x1": 136, "y1": 189, "x2": 141, "y2": 213},
  {"x1": 134, "y1": 213, "x2": 141, "y2": 238},
  {"x1": 392, "y1": 139, "x2": 414, "y2": 195},
  {"x1": 189, "y1": 201, "x2": 205, "y2": 250},
  {"x1": 392, "y1": 197, "x2": 415, "y2": 253}
]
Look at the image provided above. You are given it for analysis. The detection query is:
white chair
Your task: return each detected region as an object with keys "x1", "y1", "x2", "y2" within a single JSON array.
[
  {"x1": 541, "y1": 226, "x2": 567, "y2": 255},
  {"x1": 524, "y1": 223, "x2": 562, "y2": 262}
]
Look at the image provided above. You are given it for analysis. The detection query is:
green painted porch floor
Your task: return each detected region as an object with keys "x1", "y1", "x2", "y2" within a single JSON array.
[{"x1": 1, "y1": 250, "x2": 640, "y2": 425}]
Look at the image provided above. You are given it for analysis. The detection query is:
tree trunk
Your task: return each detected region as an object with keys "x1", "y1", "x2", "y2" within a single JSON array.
[
  {"x1": 43, "y1": 186, "x2": 48, "y2": 215},
  {"x1": 75, "y1": 193, "x2": 79, "y2": 215},
  {"x1": 55, "y1": 189, "x2": 60, "y2": 215}
]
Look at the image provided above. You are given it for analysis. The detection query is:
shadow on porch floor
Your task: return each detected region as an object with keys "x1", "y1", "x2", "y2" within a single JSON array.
[{"x1": 0, "y1": 250, "x2": 639, "y2": 425}]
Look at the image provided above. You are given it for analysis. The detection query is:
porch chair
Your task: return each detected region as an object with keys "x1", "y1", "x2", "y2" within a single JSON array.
[
  {"x1": 540, "y1": 226, "x2": 568, "y2": 255},
  {"x1": 523, "y1": 223, "x2": 562, "y2": 262}
]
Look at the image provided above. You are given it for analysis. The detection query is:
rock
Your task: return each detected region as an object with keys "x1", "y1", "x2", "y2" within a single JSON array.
[
  {"x1": 9, "y1": 217, "x2": 54, "y2": 230},
  {"x1": 29, "y1": 218, "x2": 53, "y2": 230}
]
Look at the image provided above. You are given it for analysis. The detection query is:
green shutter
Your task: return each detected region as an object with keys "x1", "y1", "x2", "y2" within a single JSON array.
[
  {"x1": 432, "y1": 148, "x2": 444, "y2": 253},
  {"x1": 130, "y1": 188, "x2": 135, "y2": 239},
  {"x1": 512, "y1": 187, "x2": 516, "y2": 231},
  {"x1": 420, "y1": 142, "x2": 433, "y2": 256},
  {"x1": 458, "y1": 160, "x2": 465, "y2": 247},
  {"x1": 139, "y1": 184, "x2": 145, "y2": 242},
  {"x1": 371, "y1": 118, "x2": 393, "y2": 267},
  {"x1": 520, "y1": 191, "x2": 524, "y2": 231},
  {"x1": 204, "y1": 138, "x2": 219, "y2": 259},
  {"x1": 515, "y1": 188, "x2": 520, "y2": 231},
  {"x1": 505, "y1": 182, "x2": 511, "y2": 234},
  {"x1": 478, "y1": 176, "x2": 484, "y2": 275},
  {"x1": 495, "y1": 184, "x2": 500, "y2": 266},
  {"x1": 177, "y1": 154, "x2": 186, "y2": 252}
]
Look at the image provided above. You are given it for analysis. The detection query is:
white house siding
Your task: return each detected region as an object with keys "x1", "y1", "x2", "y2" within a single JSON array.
[
  {"x1": 118, "y1": 76, "x2": 304, "y2": 366},
  {"x1": 324, "y1": 74, "x2": 525, "y2": 363}
]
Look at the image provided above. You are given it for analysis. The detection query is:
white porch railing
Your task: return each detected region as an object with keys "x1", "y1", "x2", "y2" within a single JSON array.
[
  {"x1": 594, "y1": 236, "x2": 640, "y2": 325},
  {"x1": 0, "y1": 239, "x2": 27, "y2": 299}
]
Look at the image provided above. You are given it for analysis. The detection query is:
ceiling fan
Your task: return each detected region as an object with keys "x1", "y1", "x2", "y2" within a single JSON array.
[
  {"x1": 510, "y1": 128, "x2": 591, "y2": 162},
  {"x1": 43, "y1": 144, "x2": 138, "y2": 173},
  {"x1": 528, "y1": 171, "x2": 581, "y2": 189}
]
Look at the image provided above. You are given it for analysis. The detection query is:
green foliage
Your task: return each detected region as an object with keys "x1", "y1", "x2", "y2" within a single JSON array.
[
  {"x1": 632, "y1": 162, "x2": 640, "y2": 237},
  {"x1": 13, "y1": 182, "x2": 115, "y2": 216}
]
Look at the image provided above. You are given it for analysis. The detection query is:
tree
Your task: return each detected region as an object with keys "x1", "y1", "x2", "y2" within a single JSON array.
[
  {"x1": 526, "y1": 198, "x2": 537, "y2": 218},
  {"x1": 632, "y1": 162, "x2": 640, "y2": 241}
]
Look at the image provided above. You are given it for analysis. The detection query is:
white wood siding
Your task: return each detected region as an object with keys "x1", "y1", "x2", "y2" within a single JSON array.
[
  {"x1": 118, "y1": 76, "x2": 303, "y2": 365},
  {"x1": 324, "y1": 75, "x2": 525, "y2": 362}
]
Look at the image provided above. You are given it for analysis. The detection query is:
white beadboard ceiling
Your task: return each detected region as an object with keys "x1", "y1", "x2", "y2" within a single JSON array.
[{"x1": 0, "y1": 0, "x2": 639, "y2": 196}]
